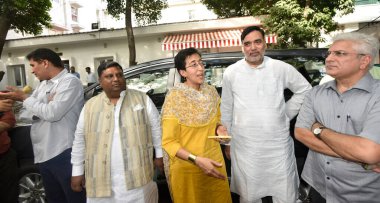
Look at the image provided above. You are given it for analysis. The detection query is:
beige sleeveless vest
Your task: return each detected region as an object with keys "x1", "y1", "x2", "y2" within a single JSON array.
[{"x1": 83, "y1": 89, "x2": 154, "y2": 197}]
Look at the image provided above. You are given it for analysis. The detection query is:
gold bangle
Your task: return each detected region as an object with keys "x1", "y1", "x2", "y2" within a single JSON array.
[{"x1": 188, "y1": 154, "x2": 197, "y2": 164}]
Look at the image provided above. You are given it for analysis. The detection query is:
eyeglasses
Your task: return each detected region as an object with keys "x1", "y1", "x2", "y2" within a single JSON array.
[
  {"x1": 323, "y1": 51, "x2": 366, "y2": 58},
  {"x1": 186, "y1": 61, "x2": 206, "y2": 69}
]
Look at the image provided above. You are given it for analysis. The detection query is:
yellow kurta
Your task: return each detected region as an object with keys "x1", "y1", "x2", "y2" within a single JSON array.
[{"x1": 162, "y1": 83, "x2": 232, "y2": 203}]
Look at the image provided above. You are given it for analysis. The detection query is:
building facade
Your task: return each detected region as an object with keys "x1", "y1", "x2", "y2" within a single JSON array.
[
  {"x1": 1, "y1": 16, "x2": 267, "y2": 89},
  {"x1": 0, "y1": 0, "x2": 379, "y2": 89}
]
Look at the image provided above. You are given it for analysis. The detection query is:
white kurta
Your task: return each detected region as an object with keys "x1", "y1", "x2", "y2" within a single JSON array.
[
  {"x1": 71, "y1": 91, "x2": 162, "y2": 203},
  {"x1": 221, "y1": 57, "x2": 311, "y2": 202}
]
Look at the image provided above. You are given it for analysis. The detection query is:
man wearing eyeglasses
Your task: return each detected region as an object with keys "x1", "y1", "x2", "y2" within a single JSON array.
[
  {"x1": 295, "y1": 32, "x2": 380, "y2": 203},
  {"x1": 221, "y1": 26, "x2": 312, "y2": 203}
]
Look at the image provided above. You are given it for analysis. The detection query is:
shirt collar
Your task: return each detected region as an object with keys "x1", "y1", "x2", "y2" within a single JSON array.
[
  {"x1": 244, "y1": 56, "x2": 268, "y2": 69},
  {"x1": 325, "y1": 72, "x2": 375, "y2": 93},
  {"x1": 47, "y1": 69, "x2": 68, "y2": 85},
  {"x1": 101, "y1": 89, "x2": 127, "y2": 105}
]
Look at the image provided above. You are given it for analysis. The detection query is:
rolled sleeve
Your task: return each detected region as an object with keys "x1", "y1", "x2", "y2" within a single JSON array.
[
  {"x1": 360, "y1": 96, "x2": 380, "y2": 144},
  {"x1": 295, "y1": 88, "x2": 316, "y2": 130}
]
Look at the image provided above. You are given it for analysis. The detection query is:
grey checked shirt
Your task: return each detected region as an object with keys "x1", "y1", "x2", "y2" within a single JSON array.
[{"x1": 296, "y1": 73, "x2": 380, "y2": 203}]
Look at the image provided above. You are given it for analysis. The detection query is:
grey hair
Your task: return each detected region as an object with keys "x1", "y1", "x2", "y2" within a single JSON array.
[{"x1": 332, "y1": 32, "x2": 379, "y2": 68}]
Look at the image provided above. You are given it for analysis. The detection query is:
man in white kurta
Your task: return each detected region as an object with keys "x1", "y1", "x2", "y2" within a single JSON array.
[{"x1": 221, "y1": 26, "x2": 311, "y2": 203}]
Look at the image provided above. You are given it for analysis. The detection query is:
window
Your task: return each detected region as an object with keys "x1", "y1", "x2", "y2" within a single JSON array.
[
  {"x1": 85, "y1": 68, "x2": 170, "y2": 111},
  {"x1": 188, "y1": 10, "x2": 195, "y2": 20},
  {"x1": 204, "y1": 65, "x2": 227, "y2": 88},
  {"x1": 203, "y1": 63, "x2": 229, "y2": 95},
  {"x1": 126, "y1": 69, "x2": 170, "y2": 95},
  {"x1": 7, "y1": 65, "x2": 26, "y2": 87},
  {"x1": 94, "y1": 57, "x2": 114, "y2": 70},
  {"x1": 126, "y1": 69, "x2": 170, "y2": 111},
  {"x1": 62, "y1": 60, "x2": 70, "y2": 72},
  {"x1": 71, "y1": 6, "x2": 78, "y2": 22}
]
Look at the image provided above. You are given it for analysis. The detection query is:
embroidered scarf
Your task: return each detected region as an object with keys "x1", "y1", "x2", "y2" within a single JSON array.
[{"x1": 162, "y1": 83, "x2": 219, "y2": 126}]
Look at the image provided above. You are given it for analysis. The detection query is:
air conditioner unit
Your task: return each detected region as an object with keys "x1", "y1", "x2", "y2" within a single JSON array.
[{"x1": 92, "y1": 23, "x2": 99, "y2": 30}]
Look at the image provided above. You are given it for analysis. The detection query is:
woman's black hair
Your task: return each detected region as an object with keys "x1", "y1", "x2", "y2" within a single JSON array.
[{"x1": 174, "y1": 48, "x2": 201, "y2": 82}]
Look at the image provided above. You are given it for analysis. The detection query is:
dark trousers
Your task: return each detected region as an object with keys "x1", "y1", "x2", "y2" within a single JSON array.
[
  {"x1": 0, "y1": 148, "x2": 19, "y2": 203},
  {"x1": 310, "y1": 187, "x2": 326, "y2": 203},
  {"x1": 38, "y1": 148, "x2": 86, "y2": 203}
]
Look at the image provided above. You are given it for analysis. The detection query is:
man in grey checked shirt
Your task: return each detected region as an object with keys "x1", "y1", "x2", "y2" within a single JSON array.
[{"x1": 295, "y1": 32, "x2": 380, "y2": 203}]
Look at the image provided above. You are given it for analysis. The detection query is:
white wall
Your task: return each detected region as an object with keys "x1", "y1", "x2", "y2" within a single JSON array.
[
  {"x1": 159, "y1": 0, "x2": 217, "y2": 24},
  {"x1": 0, "y1": 33, "x2": 174, "y2": 89}
]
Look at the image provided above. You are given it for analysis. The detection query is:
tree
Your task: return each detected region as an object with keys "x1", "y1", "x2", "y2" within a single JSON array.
[
  {"x1": 0, "y1": 0, "x2": 51, "y2": 58},
  {"x1": 201, "y1": 0, "x2": 354, "y2": 48},
  {"x1": 105, "y1": 0, "x2": 167, "y2": 66}
]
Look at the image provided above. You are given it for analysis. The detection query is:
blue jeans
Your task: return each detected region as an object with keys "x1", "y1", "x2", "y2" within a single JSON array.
[{"x1": 38, "y1": 148, "x2": 86, "y2": 203}]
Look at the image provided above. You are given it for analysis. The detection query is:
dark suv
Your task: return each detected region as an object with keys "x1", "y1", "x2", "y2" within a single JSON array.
[{"x1": 12, "y1": 49, "x2": 327, "y2": 203}]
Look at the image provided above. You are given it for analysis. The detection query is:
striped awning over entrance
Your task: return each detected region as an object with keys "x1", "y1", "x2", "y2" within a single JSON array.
[{"x1": 161, "y1": 29, "x2": 277, "y2": 51}]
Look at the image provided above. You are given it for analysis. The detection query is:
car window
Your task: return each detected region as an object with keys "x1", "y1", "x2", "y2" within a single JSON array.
[
  {"x1": 126, "y1": 69, "x2": 170, "y2": 94},
  {"x1": 274, "y1": 56, "x2": 325, "y2": 86},
  {"x1": 205, "y1": 64, "x2": 228, "y2": 88}
]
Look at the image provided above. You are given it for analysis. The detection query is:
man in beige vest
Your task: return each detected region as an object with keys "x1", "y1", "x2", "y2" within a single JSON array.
[{"x1": 71, "y1": 61, "x2": 164, "y2": 202}]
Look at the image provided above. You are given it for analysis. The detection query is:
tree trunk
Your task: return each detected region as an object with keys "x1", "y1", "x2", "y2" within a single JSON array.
[
  {"x1": 0, "y1": 15, "x2": 11, "y2": 59},
  {"x1": 125, "y1": 0, "x2": 137, "y2": 67}
]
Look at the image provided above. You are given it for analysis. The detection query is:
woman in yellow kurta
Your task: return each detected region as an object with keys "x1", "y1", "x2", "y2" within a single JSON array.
[{"x1": 161, "y1": 48, "x2": 232, "y2": 203}]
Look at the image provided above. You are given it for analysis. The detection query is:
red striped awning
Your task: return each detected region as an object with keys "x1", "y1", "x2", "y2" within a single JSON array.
[{"x1": 162, "y1": 29, "x2": 277, "y2": 51}]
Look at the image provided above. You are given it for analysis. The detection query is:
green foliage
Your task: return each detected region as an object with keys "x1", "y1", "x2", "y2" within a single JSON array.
[
  {"x1": 133, "y1": 0, "x2": 167, "y2": 25},
  {"x1": 0, "y1": 0, "x2": 51, "y2": 35},
  {"x1": 106, "y1": 0, "x2": 168, "y2": 26},
  {"x1": 201, "y1": 0, "x2": 355, "y2": 48},
  {"x1": 200, "y1": 0, "x2": 255, "y2": 17},
  {"x1": 104, "y1": 0, "x2": 125, "y2": 18}
]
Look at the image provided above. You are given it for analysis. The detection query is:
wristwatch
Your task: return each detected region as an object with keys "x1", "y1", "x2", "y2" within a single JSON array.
[{"x1": 313, "y1": 126, "x2": 326, "y2": 139}]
